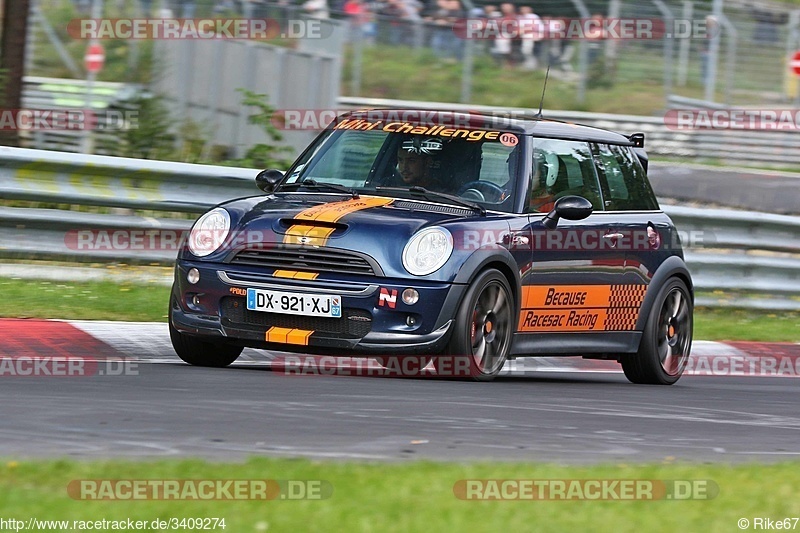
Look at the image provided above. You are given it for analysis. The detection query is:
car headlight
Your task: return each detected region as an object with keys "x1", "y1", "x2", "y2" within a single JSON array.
[
  {"x1": 402, "y1": 227, "x2": 453, "y2": 276},
  {"x1": 187, "y1": 207, "x2": 231, "y2": 257}
]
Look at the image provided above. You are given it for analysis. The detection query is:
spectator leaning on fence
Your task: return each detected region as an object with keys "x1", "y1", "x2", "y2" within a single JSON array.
[
  {"x1": 428, "y1": 0, "x2": 465, "y2": 60},
  {"x1": 380, "y1": 0, "x2": 423, "y2": 46}
]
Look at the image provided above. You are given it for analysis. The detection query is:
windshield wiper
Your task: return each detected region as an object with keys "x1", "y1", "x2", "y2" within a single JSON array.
[
  {"x1": 375, "y1": 186, "x2": 486, "y2": 216},
  {"x1": 280, "y1": 179, "x2": 359, "y2": 199}
]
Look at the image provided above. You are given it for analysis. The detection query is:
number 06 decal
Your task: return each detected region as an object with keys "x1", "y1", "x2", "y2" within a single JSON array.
[{"x1": 499, "y1": 133, "x2": 518, "y2": 147}]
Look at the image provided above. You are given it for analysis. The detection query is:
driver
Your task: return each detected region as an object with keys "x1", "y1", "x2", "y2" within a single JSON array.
[{"x1": 396, "y1": 137, "x2": 445, "y2": 190}]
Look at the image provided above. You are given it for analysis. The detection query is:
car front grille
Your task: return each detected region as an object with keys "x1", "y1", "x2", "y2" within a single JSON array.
[
  {"x1": 220, "y1": 297, "x2": 373, "y2": 338},
  {"x1": 229, "y1": 245, "x2": 379, "y2": 276}
]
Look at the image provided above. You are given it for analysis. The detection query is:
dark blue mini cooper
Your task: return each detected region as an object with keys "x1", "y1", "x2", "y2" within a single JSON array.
[{"x1": 170, "y1": 110, "x2": 693, "y2": 384}]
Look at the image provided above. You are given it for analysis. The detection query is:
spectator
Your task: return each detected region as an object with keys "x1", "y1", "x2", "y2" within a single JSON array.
[
  {"x1": 519, "y1": 5, "x2": 542, "y2": 70},
  {"x1": 213, "y1": 0, "x2": 237, "y2": 14},
  {"x1": 585, "y1": 13, "x2": 605, "y2": 65},
  {"x1": 344, "y1": 0, "x2": 375, "y2": 42},
  {"x1": 380, "y1": 0, "x2": 406, "y2": 45},
  {"x1": 303, "y1": 0, "x2": 330, "y2": 19},
  {"x1": 546, "y1": 16, "x2": 575, "y2": 73},
  {"x1": 491, "y1": 3, "x2": 515, "y2": 67},
  {"x1": 400, "y1": 0, "x2": 424, "y2": 47},
  {"x1": 176, "y1": 0, "x2": 196, "y2": 18},
  {"x1": 428, "y1": 0, "x2": 464, "y2": 60}
]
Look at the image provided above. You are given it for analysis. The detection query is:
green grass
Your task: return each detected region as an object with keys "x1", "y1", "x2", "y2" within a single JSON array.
[
  {"x1": 0, "y1": 276, "x2": 170, "y2": 322},
  {"x1": 0, "y1": 277, "x2": 797, "y2": 341},
  {"x1": 694, "y1": 307, "x2": 799, "y2": 342},
  {"x1": 1, "y1": 457, "x2": 799, "y2": 532}
]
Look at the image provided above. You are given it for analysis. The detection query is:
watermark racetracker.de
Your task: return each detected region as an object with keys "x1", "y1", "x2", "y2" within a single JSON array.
[
  {"x1": 453, "y1": 479, "x2": 719, "y2": 500},
  {"x1": 68, "y1": 18, "x2": 329, "y2": 40},
  {"x1": 68, "y1": 479, "x2": 333, "y2": 500},
  {"x1": 0, "y1": 356, "x2": 138, "y2": 377}
]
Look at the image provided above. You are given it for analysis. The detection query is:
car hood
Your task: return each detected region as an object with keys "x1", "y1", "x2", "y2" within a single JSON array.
[{"x1": 218, "y1": 193, "x2": 498, "y2": 279}]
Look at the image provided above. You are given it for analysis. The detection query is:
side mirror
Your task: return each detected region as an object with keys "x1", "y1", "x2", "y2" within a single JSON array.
[
  {"x1": 542, "y1": 195, "x2": 593, "y2": 229},
  {"x1": 255, "y1": 169, "x2": 285, "y2": 193}
]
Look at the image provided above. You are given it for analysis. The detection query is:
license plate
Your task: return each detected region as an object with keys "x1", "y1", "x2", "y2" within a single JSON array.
[{"x1": 246, "y1": 288, "x2": 341, "y2": 318}]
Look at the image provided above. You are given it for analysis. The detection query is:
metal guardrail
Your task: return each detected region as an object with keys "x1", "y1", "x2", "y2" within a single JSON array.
[
  {"x1": 0, "y1": 147, "x2": 798, "y2": 310},
  {"x1": 0, "y1": 146, "x2": 255, "y2": 212},
  {"x1": 338, "y1": 96, "x2": 800, "y2": 167}
]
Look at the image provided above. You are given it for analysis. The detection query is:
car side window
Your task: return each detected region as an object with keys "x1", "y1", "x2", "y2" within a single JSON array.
[
  {"x1": 527, "y1": 139, "x2": 603, "y2": 213},
  {"x1": 594, "y1": 144, "x2": 659, "y2": 211}
]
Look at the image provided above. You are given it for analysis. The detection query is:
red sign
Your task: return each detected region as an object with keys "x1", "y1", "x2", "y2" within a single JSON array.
[
  {"x1": 84, "y1": 43, "x2": 105, "y2": 73},
  {"x1": 791, "y1": 51, "x2": 800, "y2": 76}
]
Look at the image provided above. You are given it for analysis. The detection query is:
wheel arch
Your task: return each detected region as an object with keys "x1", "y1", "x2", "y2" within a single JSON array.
[
  {"x1": 635, "y1": 255, "x2": 694, "y2": 332},
  {"x1": 453, "y1": 248, "x2": 522, "y2": 323}
]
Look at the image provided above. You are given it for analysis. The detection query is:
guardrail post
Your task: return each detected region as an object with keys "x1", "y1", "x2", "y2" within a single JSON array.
[
  {"x1": 784, "y1": 10, "x2": 800, "y2": 106},
  {"x1": 677, "y1": 1, "x2": 693, "y2": 87},
  {"x1": 605, "y1": 0, "x2": 621, "y2": 71},
  {"x1": 569, "y1": 0, "x2": 590, "y2": 105},
  {"x1": 351, "y1": 21, "x2": 364, "y2": 97},
  {"x1": 653, "y1": 0, "x2": 675, "y2": 108},
  {"x1": 703, "y1": 0, "x2": 724, "y2": 102},
  {"x1": 458, "y1": 0, "x2": 476, "y2": 104},
  {"x1": 81, "y1": 0, "x2": 103, "y2": 155},
  {"x1": 718, "y1": 14, "x2": 737, "y2": 106},
  {"x1": 460, "y1": 39, "x2": 474, "y2": 104}
]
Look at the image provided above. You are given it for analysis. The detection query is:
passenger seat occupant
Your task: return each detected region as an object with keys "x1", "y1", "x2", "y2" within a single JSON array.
[{"x1": 530, "y1": 150, "x2": 559, "y2": 212}]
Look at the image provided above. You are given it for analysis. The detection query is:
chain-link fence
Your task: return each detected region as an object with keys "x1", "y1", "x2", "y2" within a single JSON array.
[{"x1": 24, "y1": 0, "x2": 800, "y2": 115}]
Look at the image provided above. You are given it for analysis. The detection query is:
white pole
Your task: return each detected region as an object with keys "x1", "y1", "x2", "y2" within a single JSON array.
[{"x1": 82, "y1": 0, "x2": 102, "y2": 154}]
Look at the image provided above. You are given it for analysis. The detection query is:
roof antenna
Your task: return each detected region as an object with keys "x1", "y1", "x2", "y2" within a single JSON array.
[{"x1": 535, "y1": 64, "x2": 551, "y2": 120}]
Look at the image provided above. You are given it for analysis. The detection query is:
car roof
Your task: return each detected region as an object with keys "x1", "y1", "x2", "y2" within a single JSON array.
[{"x1": 339, "y1": 109, "x2": 634, "y2": 146}]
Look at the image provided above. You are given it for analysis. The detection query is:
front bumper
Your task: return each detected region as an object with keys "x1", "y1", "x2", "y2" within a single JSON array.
[{"x1": 170, "y1": 261, "x2": 465, "y2": 355}]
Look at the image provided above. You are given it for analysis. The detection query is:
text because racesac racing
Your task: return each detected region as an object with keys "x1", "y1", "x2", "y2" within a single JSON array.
[{"x1": 518, "y1": 285, "x2": 646, "y2": 332}]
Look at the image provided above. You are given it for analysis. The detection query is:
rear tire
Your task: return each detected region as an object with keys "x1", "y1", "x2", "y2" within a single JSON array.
[
  {"x1": 435, "y1": 269, "x2": 513, "y2": 381},
  {"x1": 169, "y1": 296, "x2": 243, "y2": 367},
  {"x1": 621, "y1": 278, "x2": 693, "y2": 385}
]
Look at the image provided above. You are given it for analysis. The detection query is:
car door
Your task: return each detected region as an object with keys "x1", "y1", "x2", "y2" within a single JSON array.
[
  {"x1": 592, "y1": 143, "x2": 665, "y2": 286},
  {"x1": 514, "y1": 138, "x2": 632, "y2": 353}
]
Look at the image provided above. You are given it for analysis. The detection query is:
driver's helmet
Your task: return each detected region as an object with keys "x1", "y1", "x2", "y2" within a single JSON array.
[
  {"x1": 533, "y1": 149, "x2": 559, "y2": 192},
  {"x1": 399, "y1": 136, "x2": 444, "y2": 168}
]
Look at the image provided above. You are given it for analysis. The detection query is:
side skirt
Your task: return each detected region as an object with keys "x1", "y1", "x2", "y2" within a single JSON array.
[{"x1": 510, "y1": 331, "x2": 642, "y2": 357}]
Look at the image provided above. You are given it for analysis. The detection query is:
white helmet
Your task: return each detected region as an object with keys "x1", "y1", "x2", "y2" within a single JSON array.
[
  {"x1": 543, "y1": 151, "x2": 559, "y2": 187},
  {"x1": 534, "y1": 148, "x2": 559, "y2": 189}
]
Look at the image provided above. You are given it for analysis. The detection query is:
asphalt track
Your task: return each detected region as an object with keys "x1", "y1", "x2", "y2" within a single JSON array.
[
  {"x1": 647, "y1": 162, "x2": 800, "y2": 215},
  {"x1": 1, "y1": 320, "x2": 799, "y2": 463}
]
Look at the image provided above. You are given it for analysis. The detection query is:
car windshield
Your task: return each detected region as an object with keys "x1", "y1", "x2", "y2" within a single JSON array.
[{"x1": 281, "y1": 121, "x2": 522, "y2": 212}]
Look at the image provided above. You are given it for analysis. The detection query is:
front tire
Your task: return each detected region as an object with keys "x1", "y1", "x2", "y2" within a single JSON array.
[
  {"x1": 169, "y1": 297, "x2": 243, "y2": 367},
  {"x1": 434, "y1": 269, "x2": 513, "y2": 381},
  {"x1": 621, "y1": 278, "x2": 693, "y2": 385}
]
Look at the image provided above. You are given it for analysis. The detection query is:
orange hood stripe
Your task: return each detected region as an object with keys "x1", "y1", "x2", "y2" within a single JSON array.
[{"x1": 283, "y1": 196, "x2": 394, "y2": 246}]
